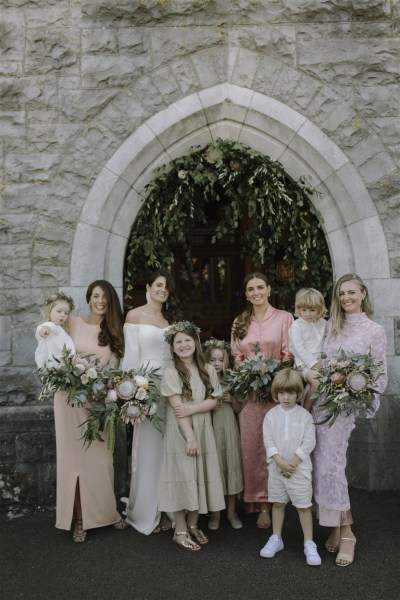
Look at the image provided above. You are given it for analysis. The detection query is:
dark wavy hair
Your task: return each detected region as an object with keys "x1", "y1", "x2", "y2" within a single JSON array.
[
  {"x1": 232, "y1": 272, "x2": 272, "y2": 341},
  {"x1": 86, "y1": 280, "x2": 124, "y2": 359},
  {"x1": 147, "y1": 270, "x2": 182, "y2": 323}
]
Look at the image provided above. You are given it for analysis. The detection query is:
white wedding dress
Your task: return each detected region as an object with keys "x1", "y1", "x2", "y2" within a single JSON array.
[{"x1": 120, "y1": 324, "x2": 172, "y2": 535}]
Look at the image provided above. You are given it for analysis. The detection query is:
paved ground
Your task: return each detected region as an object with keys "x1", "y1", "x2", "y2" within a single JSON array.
[{"x1": 1, "y1": 489, "x2": 399, "y2": 600}]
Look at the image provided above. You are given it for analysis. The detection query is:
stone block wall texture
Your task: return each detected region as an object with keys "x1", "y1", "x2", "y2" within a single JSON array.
[{"x1": 1, "y1": 0, "x2": 400, "y2": 511}]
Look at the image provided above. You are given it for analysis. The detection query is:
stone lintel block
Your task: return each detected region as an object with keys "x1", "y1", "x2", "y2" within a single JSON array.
[
  {"x1": 110, "y1": 190, "x2": 143, "y2": 239},
  {"x1": 106, "y1": 124, "x2": 161, "y2": 177},
  {"x1": 0, "y1": 405, "x2": 54, "y2": 432},
  {"x1": 325, "y1": 228, "x2": 355, "y2": 276},
  {"x1": 384, "y1": 356, "x2": 400, "y2": 396},
  {"x1": 70, "y1": 223, "x2": 109, "y2": 286},
  {"x1": 165, "y1": 129, "x2": 213, "y2": 162},
  {"x1": 238, "y1": 125, "x2": 287, "y2": 163},
  {"x1": 230, "y1": 47, "x2": 259, "y2": 89},
  {"x1": 347, "y1": 217, "x2": 390, "y2": 278},
  {"x1": 147, "y1": 93, "x2": 204, "y2": 136},
  {"x1": 365, "y1": 279, "x2": 400, "y2": 317},
  {"x1": 104, "y1": 234, "x2": 126, "y2": 289},
  {"x1": 81, "y1": 169, "x2": 130, "y2": 227},
  {"x1": 190, "y1": 47, "x2": 228, "y2": 90}
]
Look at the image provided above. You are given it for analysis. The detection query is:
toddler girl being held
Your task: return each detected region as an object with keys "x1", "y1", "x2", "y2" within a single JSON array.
[{"x1": 35, "y1": 291, "x2": 76, "y2": 368}]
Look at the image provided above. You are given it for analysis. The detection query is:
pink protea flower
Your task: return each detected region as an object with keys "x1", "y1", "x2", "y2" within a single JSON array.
[{"x1": 330, "y1": 372, "x2": 346, "y2": 386}]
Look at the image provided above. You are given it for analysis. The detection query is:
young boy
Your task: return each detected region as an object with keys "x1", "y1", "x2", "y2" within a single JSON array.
[{"x1": 260, "y1": 368, "x2": 321, "y2": 566}]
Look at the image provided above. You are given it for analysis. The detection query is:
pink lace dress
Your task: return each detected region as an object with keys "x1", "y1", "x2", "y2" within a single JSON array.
[
  {"x1": 231, "y1": 305, "x2": 293, "y2": 511},
  {"x1": 312, "y1": 313, "x2": 387, "y2": 526}
]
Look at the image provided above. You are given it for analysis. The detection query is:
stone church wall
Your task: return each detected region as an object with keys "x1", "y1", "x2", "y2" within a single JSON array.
[{"x1": 1, "y1": 0, "x2": 399, "y2": 512}]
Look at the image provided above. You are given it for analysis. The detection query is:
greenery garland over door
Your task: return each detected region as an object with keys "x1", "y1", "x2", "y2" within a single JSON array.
[{"x1": 124, "y1": 138, "x2": 332, "y2": 308}]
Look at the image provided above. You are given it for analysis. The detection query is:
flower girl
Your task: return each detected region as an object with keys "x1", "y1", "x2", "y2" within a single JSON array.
[
  {"x1": 159, "y1": 321, "x2": 225, "y2": 551},
  {"x1": 204, "y1": 338, "x2": 243, "y2": 530},
  {"x1": 35, "y1": 291, "x2": 76, "y2": 368}
]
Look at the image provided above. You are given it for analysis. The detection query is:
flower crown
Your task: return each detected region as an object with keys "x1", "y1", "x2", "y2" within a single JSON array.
[
  {"x1": 203, "y1": 338, "x2": 231, "y2": 353},
  {"x1": 44, "y1": 291, "x2": 75, "y2": 311},
  {"x1": 164, "y1": 321, "x2": 201, "y2": 344}
]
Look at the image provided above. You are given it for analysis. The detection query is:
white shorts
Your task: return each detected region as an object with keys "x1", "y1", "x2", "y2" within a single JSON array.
[{"x1": 268, "y1": 463, "x2": 313, "y2": 508}]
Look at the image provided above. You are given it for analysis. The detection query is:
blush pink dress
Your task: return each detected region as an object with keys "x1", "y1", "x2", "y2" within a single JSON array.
[
  {"x1": 231, "y1": 305, "x2": 293, "y2": 511},
  {"x1": 54, "y1": 316, "x2": 121, "y2": 531},
  {"x1": 312, "y1": 313, "x2": 387, "y2": 526}
]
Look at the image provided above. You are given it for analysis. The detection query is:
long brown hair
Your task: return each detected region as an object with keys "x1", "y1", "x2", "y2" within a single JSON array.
[
  {"x1": 147, "y1": 270, "x2": 181, "y2": 323},
  {"x1": 329, "y1": 273, "x2": 374, "y2": 337},
  {"x1": 86, "y1": 280, "x2": 124, "y2": 359},
  {"x1": 170, "y1": 328, "x2": 215, "y2": 401},
  {"x1": 232, "y1": 272, "x2": 271, "y2": 341}
]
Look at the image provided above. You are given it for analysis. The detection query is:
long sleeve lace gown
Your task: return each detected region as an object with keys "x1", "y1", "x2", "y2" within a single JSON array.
[{"x1": 312, "y1": 313, "x2": 387, "y2": 526}]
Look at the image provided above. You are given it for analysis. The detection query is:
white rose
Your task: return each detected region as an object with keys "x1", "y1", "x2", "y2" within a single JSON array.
[
  {"x1": 74, "y1": 364, "x2": 86, "y2": 373},
  {"x1": 135, "y1": 387, "x2": 147, "y2": 401},
  {"x1": 80, "y1": 374, "x2": 89, "y2": 385},
  {"x1": 134, "y1": 376, "x2": 148, "y2": 387},
  {"x1": 105, "y1": 389, "x2": 118, "y2": 404},
  {"x1": 148, "y1": 402, "x2": 158, "y2": 416},
  {"x1": 86, "y1": 368, "x2": 98, "y2": 379}
]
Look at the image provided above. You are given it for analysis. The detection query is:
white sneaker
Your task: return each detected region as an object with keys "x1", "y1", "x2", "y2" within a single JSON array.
[
  {"x1": 260, "y1": 534, "x2": 284, "y2": 558},
  {"x1": 304, "y1": 540, "x2": 322, "y2": 566}
]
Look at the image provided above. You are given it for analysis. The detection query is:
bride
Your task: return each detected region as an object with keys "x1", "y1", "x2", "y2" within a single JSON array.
[{"x1": 121, "y1": 270, "x2": 181, "y2": 534}]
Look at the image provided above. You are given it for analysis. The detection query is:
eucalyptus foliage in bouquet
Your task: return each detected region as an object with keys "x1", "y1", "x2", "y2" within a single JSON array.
[
  {"x1": 36, "y1": 346, "x2": 106, "y2": 405},
  {"x1": 226, "y1": 353, "x2": 281, "y2": 404},
  {"x1": 315, "y1": 350, "x2": 385, "y2": 427},
  {"x1": 81, "y1": 366, "x2": 161, "y2": 452}
]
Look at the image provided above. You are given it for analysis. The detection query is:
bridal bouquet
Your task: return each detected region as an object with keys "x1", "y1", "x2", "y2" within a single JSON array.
[
  {"x1": 315, "y1": 349, "x2": 385, "y2": 426},
  {"x1": 81, "y1": 366, "x2": 161, "y2": 452},
  {"x1": 36, "y1": 346, "x2": 106, "y2": 405},
  {"x1": 226, "y1": 353, "x2": 282, "y2": 404}
]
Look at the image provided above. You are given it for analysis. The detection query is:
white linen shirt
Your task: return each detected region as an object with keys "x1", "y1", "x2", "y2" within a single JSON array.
[
  {"x1": 288, "y1": 317, "x2": 326, "y2": 370},
  {"x1": 263, "y1": 404, "x2": 316, "y2": 477}
]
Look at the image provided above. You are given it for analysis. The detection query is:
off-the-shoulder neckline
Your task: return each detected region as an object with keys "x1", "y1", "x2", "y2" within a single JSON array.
[{"x1": 124, "y1": 322, "x2": 170, "y2": 331}]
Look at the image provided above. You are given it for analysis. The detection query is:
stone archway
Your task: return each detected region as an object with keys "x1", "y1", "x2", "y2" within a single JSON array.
[{"x1": 67, "y1": 83, "x2": 390, "y2": 318}]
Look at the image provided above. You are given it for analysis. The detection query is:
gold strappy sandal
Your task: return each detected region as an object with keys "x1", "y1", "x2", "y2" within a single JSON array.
[
  {"x1": 188, "y1": 525, "x2": 209, "y2": 545},
  {"x1": 173, "y1": 530, "x2": 201, "y2": 552},
  {"x1": 336, "y1": 537, "x2": 356, "y2": 567}
]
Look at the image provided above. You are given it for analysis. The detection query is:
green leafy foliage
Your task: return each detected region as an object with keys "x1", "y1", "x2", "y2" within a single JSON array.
[{"x1": 124, "y1": 138, "x2": 332, "y2": 299}]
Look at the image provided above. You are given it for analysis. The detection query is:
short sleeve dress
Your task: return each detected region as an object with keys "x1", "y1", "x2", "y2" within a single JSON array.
[
  {"x1": 159, "y1": 363, "x2": 226, "y2": 514},
  {"x1": 212, "y1": 381, "x2": 243, "y2": 496}
]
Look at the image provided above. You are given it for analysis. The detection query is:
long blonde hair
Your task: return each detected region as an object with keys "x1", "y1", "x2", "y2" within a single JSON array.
[
  {"x1": 232, "y1": 272, "x2": 271, "y2": 341},
  {"x1": 170, "y1": 328, "x2": 215, "y2": 401},
  {"x1": 329, "y1": 273, "x2": 374, "y2": 337}
]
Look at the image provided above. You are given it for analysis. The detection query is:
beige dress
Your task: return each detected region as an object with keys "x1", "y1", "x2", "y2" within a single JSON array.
[
  {"x1": 212, "y1": 382, "x2": 243, "y2": 496},
  {"x1": 159, "y1": 364, "x2": 225, "y2": 514},
  {"x1": 54, "y1": 316, "x2": 120, "y2": 530}
]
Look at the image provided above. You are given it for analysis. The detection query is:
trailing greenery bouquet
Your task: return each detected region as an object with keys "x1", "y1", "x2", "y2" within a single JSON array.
[
  {"x1": 36, "y1": 346, "x2": 106, "y2": 405},
  {"x1": 226, "y1": 353, "x2": 282, "y2": 404},
  {"x1": 81, "y1": 366, "x2": 161, "y2": 452},
  {"x1": 315, "y1": 350, "x2": 385, "y2": 427}
]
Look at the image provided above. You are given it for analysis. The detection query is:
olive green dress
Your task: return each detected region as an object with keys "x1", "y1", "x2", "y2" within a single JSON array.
[{"x1": 159, "y1": 364, "x2": 225, "y2": 514}]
